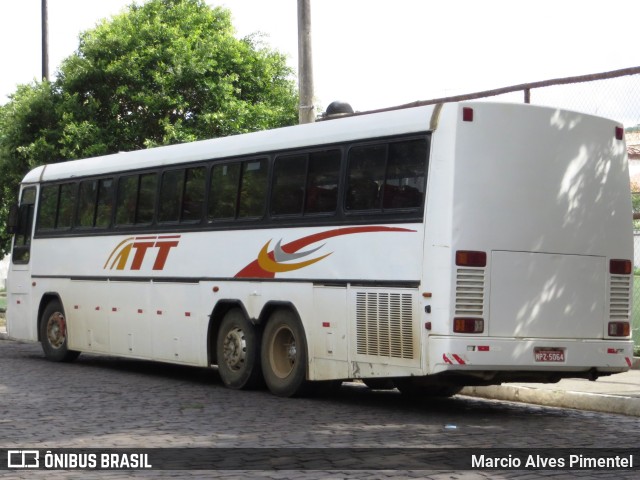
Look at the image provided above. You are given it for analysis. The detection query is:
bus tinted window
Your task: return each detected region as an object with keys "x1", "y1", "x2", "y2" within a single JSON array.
[
  {"x1": 182, "y1": 167, "x2": 205, "y2": 222},
  {"x1": 346, "y1": 139, "x2": 427, "y2": 212},
  {"x1": 115, "y1": 175, "x2": 137, "y2": 225},
  {"x1": 271, "y1": 154, "x2": 306, "y2": 216},
  {"x1": 95, "y1": 179, "x2": 114, "y2": 228},
  {"x1": 57, "y1": 183, "x2": 76, "y2": 229},
  {"x1": 209, "y1": 163, "x2": 240, "y2": 220},
  {"x1": 306, "y1": 150, "x2": 340, "y2": 214},
  {"x1": 77, "y1": 180, "x2": 97, "y2": 227},
  {"x1": 159, "y1": 170, "x2": 184, "y2": 223},
  {"x1": 138, "y1": 173, "x2": 157, "y2": 224},
  {"x1": 116, "y1": 173, "x2": 158, "y2": 226},
  {"x1": 239, "y1": 159, "x2": 267, "y2": 218},
  {"x1": 38, "y1": 185, "x2": 58, "y2": 230},
  {"x1": 77, "y1": 178, "x2": 113, "y2": 228},
  {"x1": 383, "y1": 140, "x2": 427, "y2": 209},
  {"x1": 346, "y1": 145, "x2": 386, "y2": 210}
]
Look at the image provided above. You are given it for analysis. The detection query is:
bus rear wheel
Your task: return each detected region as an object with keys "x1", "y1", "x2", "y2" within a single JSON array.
[
  {"x1": 40, "y1": 300, "x2": 80, "y2": 362},
  {"x1": 261, "y1": 309, "x2": 308, "y2": 397},
  {"x1": 216, "y1": 308, "x2": 263, "y2": 390}
]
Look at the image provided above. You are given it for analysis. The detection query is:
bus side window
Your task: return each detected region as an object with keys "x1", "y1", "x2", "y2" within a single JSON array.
[
  {"x1": 38, "y1": 185, "x2": 59, "y2": 231},
  {"x1": 181, "y1": 167, "x2": 205, "y2": 222},
  {"x1": 115, "y1": 175, "x2": 138, "y2": 226},
  {"x1": 77, "y1": 180, "x2": 98, "y2": 228},
  {"x1": 382, "y1": 139, "x2": 428, "y2": 210},
  {"x1": 271, "y1": 154, "x2": 306, "y2": 216},
  {"x1": 12, "y1": 187, "x2": 36, "y2": 264},
  {"x1": 305, "y1": 150, "x2": 340, "y2": 214},
  {"x1": 137, "y1": 173, "x2": 157, "y2": 224},
  {"x1": 95, "y1": 178, "x2": 114, "y2": 228},
  {"x1": 159, "y1": 169, "x2": 185, "y2": 223},
  {"x1": 239, "y1": 159, "x2": 267, "y2": 218},
  {"x1": 209, "y1": 163, "x2": 240, "y2": 220},
  {"x1": 346, "y1": 145, "x2": 385, "y2": 211},
  {"x1": 56, "y1": 183, "x2": 76, "y2": 229}
]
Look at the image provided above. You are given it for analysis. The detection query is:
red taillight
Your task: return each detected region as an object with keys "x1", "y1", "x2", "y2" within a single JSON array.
[
  {"x1": 462, "y1": 107, "x2": 474, "y2": 122},
  {"x1": 454, "y1": 318, "x2": 484, "y2": 334},
  {"x1": 609, "y1": 259, "x2": 632, "y2": 275},
  {"x1": 615, "y1": 126, "x2": 624, "y2": 140},
  {"x1": 456, "y1": 250, "x2": 487, "y2": 267},
  {"x1": 608, "y1": 321, "x2": 630, "y2": 337}
]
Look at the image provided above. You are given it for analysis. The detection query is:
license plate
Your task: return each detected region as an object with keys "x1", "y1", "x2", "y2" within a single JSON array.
[{"x1": 534, "y1": 348, "x2": 565, "y2": 362}]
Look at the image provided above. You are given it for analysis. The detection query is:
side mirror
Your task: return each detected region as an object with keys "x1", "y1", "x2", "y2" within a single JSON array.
[{"x1": 6, "y1": 204, "x2": 19, "y2": 234}]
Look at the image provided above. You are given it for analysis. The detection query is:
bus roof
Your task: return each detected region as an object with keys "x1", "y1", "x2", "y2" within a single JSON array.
[{"x1": 22, "y1": 103, "x2": 441, "y2": 184}]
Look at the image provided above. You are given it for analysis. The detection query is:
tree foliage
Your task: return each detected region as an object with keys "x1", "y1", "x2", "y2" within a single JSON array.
[{"x1": 0, "y1": 0, "x2": 298, "y2": 255}]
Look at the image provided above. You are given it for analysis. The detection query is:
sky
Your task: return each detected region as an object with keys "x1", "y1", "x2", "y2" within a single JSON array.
[{"x1": 1, "y1": 0, "x2": 639, "y2": 123}]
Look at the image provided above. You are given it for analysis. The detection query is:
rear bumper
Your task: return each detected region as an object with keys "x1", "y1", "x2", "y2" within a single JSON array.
[{"x1": 428, "y1": 336, "x2": 633, "y2": 376}]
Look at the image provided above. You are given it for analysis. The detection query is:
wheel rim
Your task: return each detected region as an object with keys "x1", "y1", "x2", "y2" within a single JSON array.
[
  {"x1": 222, "y1": 327, "x2": 247, "y2": 371},
  {"x1": 46, "y1": 312, "x2": 66, "y2": 349},
  {"x1": 269, "y1": 325, "x2": 297, "y2": 379}
]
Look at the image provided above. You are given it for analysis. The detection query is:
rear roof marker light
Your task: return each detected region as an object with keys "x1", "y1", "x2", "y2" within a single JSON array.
[
  {"x1": 615, "y1": 126, "x2": 624, "y2": 140},
  {"x1": 462, "y1": 107, "x2": 474, "y2": 122}
]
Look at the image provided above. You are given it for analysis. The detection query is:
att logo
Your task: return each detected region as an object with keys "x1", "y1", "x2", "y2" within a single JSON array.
[{"x1": 104, "y1": 235, "x2": 181, "y2": 271}]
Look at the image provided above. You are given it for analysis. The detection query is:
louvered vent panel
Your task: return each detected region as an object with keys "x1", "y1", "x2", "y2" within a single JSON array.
[
  {"x1": 356, "y1": 292, "x2": 414, "y2": 359},
  {"x1": 609, "y1": 275, "x2": 631, "y2": 320},
  {"x1": 455, "y1": 268, "x2": 485, "y2": 316}
]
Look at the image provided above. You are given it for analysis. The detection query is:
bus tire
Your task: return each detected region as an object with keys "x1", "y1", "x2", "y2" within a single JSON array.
[
  {"x1": 394, "y1": 378, "x2": 462, "y2": 398},
  {"x1": 261, "y1": 308, "x2": 308, "y2": 397},
  {"x1": 39, "y1": 300, "x2": 80, "y2": 362},
  {"x1": 216, "y1": 308, "x2": 263, "y2": 390}
]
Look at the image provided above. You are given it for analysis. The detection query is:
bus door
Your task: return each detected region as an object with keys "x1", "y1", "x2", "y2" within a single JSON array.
[{"x1": 7, "y1": 186, "x2": 37, "y2": 340}]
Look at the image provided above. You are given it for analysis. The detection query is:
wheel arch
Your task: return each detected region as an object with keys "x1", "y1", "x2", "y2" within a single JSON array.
[{"x1": 37, "y1": 293, "x2": 63, "y2": 342}]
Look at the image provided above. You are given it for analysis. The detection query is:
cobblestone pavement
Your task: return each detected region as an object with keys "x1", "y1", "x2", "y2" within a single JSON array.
[{"x1": 1, "y1": 338, "x2": 639, "y2": 479}]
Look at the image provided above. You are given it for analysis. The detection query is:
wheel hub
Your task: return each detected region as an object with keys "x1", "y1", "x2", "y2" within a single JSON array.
[
  {"x1": 222, "y1": 327, "x2": 246, "y2": 370},
  {"x1": 47, "y1": 312, "x2": 66, "y2": 349}
]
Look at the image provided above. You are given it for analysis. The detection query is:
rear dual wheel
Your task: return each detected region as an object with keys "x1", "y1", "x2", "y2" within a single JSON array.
[{"x1": 261, "y1": 309, "x2": 309, "y2": 397}]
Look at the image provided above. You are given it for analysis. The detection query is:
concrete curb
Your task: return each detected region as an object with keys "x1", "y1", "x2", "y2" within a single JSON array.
[{"x1": 460, "y1": 385, "x2": 640, "y2": 417}]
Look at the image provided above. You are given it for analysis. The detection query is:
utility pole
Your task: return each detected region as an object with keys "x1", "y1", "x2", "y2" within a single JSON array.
[
  {"x1": 297, "y1": 0, "x2": 315, "y2": 124},
  {"x1": 42, "y1": 0, "x2": 49, "y2": 81}
]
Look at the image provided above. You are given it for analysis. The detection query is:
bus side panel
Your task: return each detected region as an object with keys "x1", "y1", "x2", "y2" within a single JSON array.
[
  {"x1": 108, "y1": 282, "x2": 153, "y2": 358},
  {"x1": 149, "y1": 282, "x2": 206, "y2": 365},
  {"x1": 310, "y1": 286, "x2": 349, "y2": 380}
]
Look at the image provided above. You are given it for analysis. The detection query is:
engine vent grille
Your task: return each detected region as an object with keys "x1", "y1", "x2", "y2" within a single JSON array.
[
  {"x1": 609, "y1": 275, "x2": 631, "y2": 320},
  {"x1": 356, "y1": 292, "x2": 414, "y2": 359},
  {"x1": 455, "y1": 268, "x2": 485, "y2": 316}
]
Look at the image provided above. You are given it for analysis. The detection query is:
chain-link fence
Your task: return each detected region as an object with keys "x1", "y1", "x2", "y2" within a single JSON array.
[{"x1": 372, "y1": 66, "x2": 640, "y2": 351}]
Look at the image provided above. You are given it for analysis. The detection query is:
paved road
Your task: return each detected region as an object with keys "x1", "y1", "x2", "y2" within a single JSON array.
[{"x1": 1, "y1": 338, "x2": 639, "y2": 480}]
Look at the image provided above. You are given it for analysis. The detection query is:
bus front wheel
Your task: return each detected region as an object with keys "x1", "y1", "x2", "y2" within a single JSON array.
[
  {"x1": 216, "y1": 308, "x2": 263, "y2": 390},
  {"x1": 39, "y1": 300, "x2": 80, "y2": 362},
  {"x1": 261, "y1": 309, "x2": 308, "y2": 397}
]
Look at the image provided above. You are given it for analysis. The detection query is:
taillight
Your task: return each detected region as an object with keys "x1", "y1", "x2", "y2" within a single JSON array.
[
  {"x1": 610, "y1": 259, "x2": 631, "y2": 275},
  {"x1": 615, "y1": 126, "x2": 624, "y2": 140},
  {"x1": 462, "y1": 107, "x2": 474, "y2": 122},
  {"x1": 608, "y1": 321, "x2": 630, "y2": 337},
  {"x1": 454, "y1": 318, "x2": 484, "y2": 334},
  {"x1": 456, "y1": 250, "x2": 487, "y2": 267}
]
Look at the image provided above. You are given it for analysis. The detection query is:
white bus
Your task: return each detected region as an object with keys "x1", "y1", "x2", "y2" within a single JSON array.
[{"x1": 6, "y1": 102, "x2": 634, "y2": 397}]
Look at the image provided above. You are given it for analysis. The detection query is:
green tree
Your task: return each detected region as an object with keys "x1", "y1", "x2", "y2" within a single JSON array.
[{"x1": 0, "y1": 0, "x2": 298, "y2": 255}]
